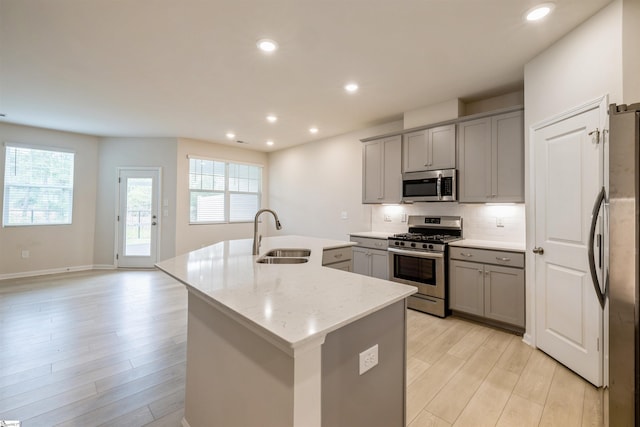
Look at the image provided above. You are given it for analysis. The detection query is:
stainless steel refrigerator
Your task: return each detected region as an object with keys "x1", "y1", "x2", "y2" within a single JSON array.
[{"x1": 608, "y1": 102, "x2": 640, "y2": 426}]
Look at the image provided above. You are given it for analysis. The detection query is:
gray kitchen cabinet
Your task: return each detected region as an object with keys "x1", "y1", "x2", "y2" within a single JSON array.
[
  {"x1": 350, "y1": 236, "x2": 389, "y2": 280},
  {"x1": 403, "y1": 124, "x2": 456, "y2": 172},
  {"x1": 449, "y1": 260, "x2": 485, "y2": 316},
  {"x1": 362, "y1": 136, "x2": 402, "y2": 204},
  {"x1": 323, "y1": 246, "x2": 353, "y2": 272},
  {"x1": 458, "y1": 110, "x2": 524, "y2": 202},
  {"x1": 449, "y1": 246, "x2": 525, "y2": 331}
]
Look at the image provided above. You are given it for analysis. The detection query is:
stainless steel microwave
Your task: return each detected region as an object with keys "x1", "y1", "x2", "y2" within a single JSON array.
[{"x1": 402, "y1": 169, "x2": 457, "y2": 202}]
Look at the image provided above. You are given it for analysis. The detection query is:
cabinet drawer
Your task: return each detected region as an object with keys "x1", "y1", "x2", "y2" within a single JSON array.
[
  {"x1": 350, "y1": 236, "x2": 388, "y2": 250},
  {"x1": 449, "y1": 247, "x2": 524, "y2": 268},
  {"x1": 322, "y1": 246, "x2": 353, "y2": 265}
]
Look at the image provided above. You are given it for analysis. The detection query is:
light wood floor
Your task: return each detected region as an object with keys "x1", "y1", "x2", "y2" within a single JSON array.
[{"x1": 0, "y1": 270, "x2": 603, "y2": 426}]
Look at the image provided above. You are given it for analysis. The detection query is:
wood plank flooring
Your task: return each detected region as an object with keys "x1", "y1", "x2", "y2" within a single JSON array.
[{"x1": 0, "y1": 270, "x2": 603, "y2": 426}]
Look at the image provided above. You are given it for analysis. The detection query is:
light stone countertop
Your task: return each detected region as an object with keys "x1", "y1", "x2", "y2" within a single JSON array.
[
  {"x1": 449, "y1": 239, "x2": 526, "y2": 252},
  {"x1": 156, "y1": 235, "x2": 416, "y2": 354},
  {"x1": 349, "y1": 231, "x2": 395, "y2": 240}
]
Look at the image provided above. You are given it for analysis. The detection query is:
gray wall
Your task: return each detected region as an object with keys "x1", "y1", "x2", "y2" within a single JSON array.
[
  {"x1": 0, "y1": 123, "x2": 99, "y2": 277},
  {"x1": 267, "y1": 121, "x2": 402, "y2": 241},
  {"x1": 93, "y1": 137, "x2": 178, "y2": 266},
  {"x1": 523, "y1": 0, "x2": 625, "y2": 342}
]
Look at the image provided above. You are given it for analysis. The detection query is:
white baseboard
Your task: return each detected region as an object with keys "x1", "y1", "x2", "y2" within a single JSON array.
[
  {"x1": 0, "y1": 264, "x2": 95, "y2": 281},
  {"x1": 92, "y1": 264, "x2": 117, "y2": 270},
  {"x1": 522, "y1": 333, "x2": 535, "y2": 347}
]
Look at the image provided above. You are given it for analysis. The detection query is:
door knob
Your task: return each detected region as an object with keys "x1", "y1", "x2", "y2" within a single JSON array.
[
  {"x1": 532, "y1": 247, "x2": 544, "y2": 254},
  {"x1": 152, "y1": 222, "x2": 157, "y2": 226}
]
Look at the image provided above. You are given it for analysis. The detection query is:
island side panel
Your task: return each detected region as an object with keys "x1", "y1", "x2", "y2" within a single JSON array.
[
  {"x1": 321, "y1": 300, "x2": 407, "y2": 427},
  {"x1": 184, "y1": 292, "x2": 294, "y2": 427}
]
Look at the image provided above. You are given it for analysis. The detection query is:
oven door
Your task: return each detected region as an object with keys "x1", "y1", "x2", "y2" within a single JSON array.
[{"x1": 388, "y1": 247, "x2": 445, "y2": 299}]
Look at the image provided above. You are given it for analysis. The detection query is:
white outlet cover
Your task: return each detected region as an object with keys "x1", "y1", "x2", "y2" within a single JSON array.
[
  {"x1": 496, "y1": 217, "x2": 505, "y2": 227},
  {"x1": 359, "y1": 344, "x2": 379, "y2": 375}
]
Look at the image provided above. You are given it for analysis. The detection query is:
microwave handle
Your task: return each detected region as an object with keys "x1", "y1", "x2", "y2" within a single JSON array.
[{"x1": 437, "y1": 173, "x2": 442, "y2": 200}]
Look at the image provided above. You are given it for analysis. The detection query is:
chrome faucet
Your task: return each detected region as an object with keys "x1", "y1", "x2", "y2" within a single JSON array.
[{"x1": 253, "y1": 209, "x2": 282, "y2": 255}]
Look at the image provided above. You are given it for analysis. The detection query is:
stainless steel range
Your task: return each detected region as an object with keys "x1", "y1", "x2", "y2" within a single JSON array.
[{"x1": 388, "y1": 215, "x2": 462, "y2": 317}]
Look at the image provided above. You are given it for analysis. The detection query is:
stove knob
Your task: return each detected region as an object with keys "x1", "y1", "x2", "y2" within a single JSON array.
[
  {"x1": 429, "y1": 244, "x2": 434, "y2": 250},
  {"x1": 395, "y1": 241, "x2": 400, "y2": 246},
  {"x1": 422, "y1": 244, "x2": 428, "y2": 249},
  {"x1": 410, "y1": 243, "x2": 416, "y2": 248}
]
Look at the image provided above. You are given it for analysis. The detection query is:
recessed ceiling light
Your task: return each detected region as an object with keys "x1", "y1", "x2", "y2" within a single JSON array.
[
  {"x1": 266, "y1": 115, "x2": 278, "y2": 123},
  {"x1": 525, "y1": 3, "x2": 555, "y2": 21},
  {"x1": 266, "y1": 140, "x2": 274, "y2": 146},
  {"x1": 257, "y1": 39, "x2": 278, "y2": 53},
  {"x1": 345, "y1": 83, "x2": 359, "y2": 93},
  {"x1": 226, "y1": 132, "x2": 235, "y2": 139},
  {"x1": 309, "y1": 127, "x2": 319, "y2": 134}
]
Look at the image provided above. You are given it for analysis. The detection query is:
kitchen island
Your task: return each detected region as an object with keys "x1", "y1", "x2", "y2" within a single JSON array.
[{"x1": 156, "y1": 235, "x2": 416, "y2": 427}]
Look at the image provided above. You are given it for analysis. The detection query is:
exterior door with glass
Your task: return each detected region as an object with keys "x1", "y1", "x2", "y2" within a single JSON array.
[{"x1": 116, "y1": 168, "x2": 161, "y2": 268}]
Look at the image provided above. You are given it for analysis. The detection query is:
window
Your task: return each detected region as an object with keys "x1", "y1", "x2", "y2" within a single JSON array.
[
  {"x1": 189, "y1": 157, "x2": 262, "y2": 223},
  {"x1": 3, "y1": 144, "x2": 75, "y2": 226}
]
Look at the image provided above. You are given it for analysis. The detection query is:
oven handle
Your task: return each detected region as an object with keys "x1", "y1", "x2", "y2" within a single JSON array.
[{"x1": 388, "y1": 247, "x2": 444, "y2": 259}]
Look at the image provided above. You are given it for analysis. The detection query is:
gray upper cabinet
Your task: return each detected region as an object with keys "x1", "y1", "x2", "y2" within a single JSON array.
[
  {"x1": 362, "y1": 136, "x2": 402, "y2": 204},
  {"x1": 458, "y1": 110, "x2": 524, "y2": 203},
  {"x1": 403, "y1": 124, "x2": 456, "y2": 172}
]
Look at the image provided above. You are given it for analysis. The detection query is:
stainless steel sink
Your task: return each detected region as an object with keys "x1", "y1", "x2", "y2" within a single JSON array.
[
  {"x1": 256, "y1": 257, "x2": 309, "y2": 264},
  {"x1": 265, "y1": 248, "x2": 311, "y2": 258}
]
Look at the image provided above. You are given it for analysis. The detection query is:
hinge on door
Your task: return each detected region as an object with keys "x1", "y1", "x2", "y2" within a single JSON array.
[
  {"x1": 588, "y1": 128, "x2": 600, "y2": 144},
  {"x1": 118, "y1": 177, "x2": 121, "y2": 183},
  {"x1": 117, "y1": 215, "x2": 120, "y2": 221},
  {"x1": 597, "y1": 337, "x2": 600, "y2": 351},
  {"x1": 116, "y1": 254, "x2": 119, "y2": 260}
]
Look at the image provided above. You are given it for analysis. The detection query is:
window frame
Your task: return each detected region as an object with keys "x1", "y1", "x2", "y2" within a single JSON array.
[
  {"x1": 2, "y1": 142, "x2": 76, "y2": 227},
  {"x1": 187, "y1": 155, "x2": 263, "y2": 225}
]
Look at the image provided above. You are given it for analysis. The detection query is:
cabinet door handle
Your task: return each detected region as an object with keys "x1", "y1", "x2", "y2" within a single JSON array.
[
  {"x1": 478, "y1": 270, "x2": 483, "y2": 274},
  {"x1": 460, "y1": 253, "x2": 473, "y2": 257},
  {"x1": 334, "y1": 253, "x2": 343, "y2": 259},
  {"x1": 496, "y1": 257, "x2": 511, "y2": 262}
]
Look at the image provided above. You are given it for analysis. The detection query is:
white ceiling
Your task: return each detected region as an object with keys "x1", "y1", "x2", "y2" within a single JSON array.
[{"x1": 0, "y1": 0, "x2": 612, "y2": 152}]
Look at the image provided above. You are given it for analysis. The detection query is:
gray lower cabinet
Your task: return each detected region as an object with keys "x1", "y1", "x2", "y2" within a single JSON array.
[
  {"x1": 457, "y1": 110, "x2": 524, "y2": 203},
  {"x1": 323, "y1": 246, "x2": 353, "y2": 272},
  {"x1": 449, "y1": 246, "x2": 525, "y2": 330},
  {"x1": 362, "y1": 136, "x2": 402, "y2": 204},
  {"x1": 350, "y1": 236, "x2": 389, "y2": 280}
]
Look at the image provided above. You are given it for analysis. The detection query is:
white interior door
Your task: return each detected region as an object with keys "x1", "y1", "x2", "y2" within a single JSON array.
[
  {"x1": 533, "y1": 101, "x2": 605, "y2": 386},
  {"x1": 117, "y1": 168, "x2": 161, "y2": 268}
]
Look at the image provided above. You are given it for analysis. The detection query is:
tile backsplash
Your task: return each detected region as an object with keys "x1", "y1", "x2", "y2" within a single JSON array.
[{"x1": 371, "y1": 203, "x2": 525, "y2": 243}]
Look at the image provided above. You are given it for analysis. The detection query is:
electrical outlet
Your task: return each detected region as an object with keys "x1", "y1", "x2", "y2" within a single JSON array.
[
  {"x1": 359, "y1": 344, "x2": 379, "y2": 375},
  {"x1": 401, "y1": 213, "x2": 408, "y2": 223},
  {"x1": 341, "y1": 211, "x2": 348, "y2": 220},
  {"x1": 384, "y1": 214, "x2": 392, "y2": 222},
  {"x1": 21, "y1": 249, "x2": 29, "y2": 259},
  {"x1": 496, "y1": 217, "x2": 505, "y2": 227}
]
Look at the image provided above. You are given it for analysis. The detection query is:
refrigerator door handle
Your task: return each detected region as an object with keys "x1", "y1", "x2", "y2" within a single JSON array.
[{"x1": 588, "y1": 186, "x2": 607, "y2": 309}]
